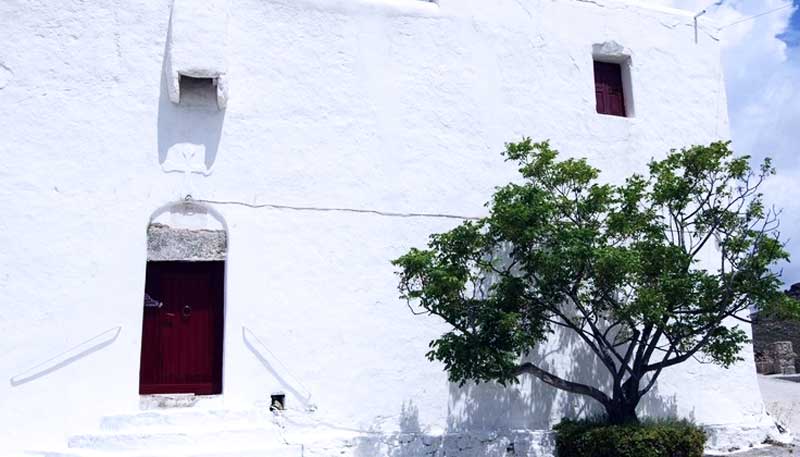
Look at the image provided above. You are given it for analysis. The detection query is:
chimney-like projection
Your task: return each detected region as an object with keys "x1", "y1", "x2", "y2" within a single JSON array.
[{"x1": 165, "y1": 0, "x2": 229, "y2": 110}]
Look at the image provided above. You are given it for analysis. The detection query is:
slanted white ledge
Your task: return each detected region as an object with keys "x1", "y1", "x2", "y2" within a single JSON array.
[{"x1": 166, "y1": 0, "x2": 229, "y2": 109}]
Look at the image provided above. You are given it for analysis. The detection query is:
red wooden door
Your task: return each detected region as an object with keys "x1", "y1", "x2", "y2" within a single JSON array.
[{"x1": 139, "y1": 261, "x2": 224, "y2": 395}]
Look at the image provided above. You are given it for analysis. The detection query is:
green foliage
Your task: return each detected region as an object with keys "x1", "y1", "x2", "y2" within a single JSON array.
[
  {"x1": 554, "y1": 418, "x2": 706, "y2": 457},
  {"x1": 393, "y1": 139, "x2": 792, "y2": 423}
]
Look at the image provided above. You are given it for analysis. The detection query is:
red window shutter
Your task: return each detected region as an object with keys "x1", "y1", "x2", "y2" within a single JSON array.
[
  {"x1": 594, "y1": 61, "x2": 626, "y2": 117},
  {"x1": 595, "y1": 85, "x2": 606, "y2": 115}
]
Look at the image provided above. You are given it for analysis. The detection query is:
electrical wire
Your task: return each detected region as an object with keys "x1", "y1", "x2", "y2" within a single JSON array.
[
  {"x1": 717, "y1": 2, "x2": 794, "y2": 30},
  {"x1": 193, "y1": 198, "x2": 482, "y2": 221}
]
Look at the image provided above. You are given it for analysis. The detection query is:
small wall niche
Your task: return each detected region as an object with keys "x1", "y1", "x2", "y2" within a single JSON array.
[
  {"x1": 270, "y1": 393, "x2": 286, "y2": 412},
  {"x1": 177, "y1": 75, "x2": 220, "y2": 107}
]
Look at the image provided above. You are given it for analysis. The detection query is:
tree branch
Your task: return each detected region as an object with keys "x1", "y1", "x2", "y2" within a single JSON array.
[
  {"x1": 639, "y1": 349, "x2": 672, "y2": 397},
  {"x1": 515, "y1": 362, "x2": 610, "y2": 406}
]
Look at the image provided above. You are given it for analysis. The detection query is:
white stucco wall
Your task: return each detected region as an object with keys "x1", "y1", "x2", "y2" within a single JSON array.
[{"x1": 0, "y1": 0, "x2": 776, "y2": 453}]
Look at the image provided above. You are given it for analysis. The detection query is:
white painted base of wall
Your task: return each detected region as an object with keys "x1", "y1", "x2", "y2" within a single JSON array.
[
  {"x1": 704, "y1": 421, "x2": 793, "y2": 454},
  {"x1": 10, "y1": 406, "x2": 787, "y2": 457}
]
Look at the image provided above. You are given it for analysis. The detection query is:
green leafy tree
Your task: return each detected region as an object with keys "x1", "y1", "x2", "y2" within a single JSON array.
[{"x1": 393, "y1": 140, "x2": 796, "y2": 424}]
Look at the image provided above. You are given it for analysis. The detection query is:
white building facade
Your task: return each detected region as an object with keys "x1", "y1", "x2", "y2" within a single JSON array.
[{"x1": 0, "y1": 0, "x2": 782, "y2": 455}]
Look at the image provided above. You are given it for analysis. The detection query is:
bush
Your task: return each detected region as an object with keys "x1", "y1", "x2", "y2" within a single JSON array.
[{"x1": 554, "y1": 418, "x2": 706, "y2": 457}]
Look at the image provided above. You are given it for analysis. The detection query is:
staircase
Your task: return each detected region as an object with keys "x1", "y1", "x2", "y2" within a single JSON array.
[{"x1": 19, "y1": 408, "x2": 303, "y2": 457}]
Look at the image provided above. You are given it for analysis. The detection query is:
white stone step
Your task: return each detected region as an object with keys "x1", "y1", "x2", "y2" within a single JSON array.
[
  {"x1": 67, "y1": 427, "x2": 287, "y2": 452},
  {"x1": 99, "y1": 409, "x2": 273, "y2": 433}
]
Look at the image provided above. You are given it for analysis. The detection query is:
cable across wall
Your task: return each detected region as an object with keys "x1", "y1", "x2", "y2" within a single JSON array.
[{"x1": 191, "y1": 197, "x2": 482, "y2": 221}]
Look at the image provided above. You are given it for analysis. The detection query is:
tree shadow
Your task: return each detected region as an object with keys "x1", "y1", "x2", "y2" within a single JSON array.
[
  {"x1": 446, "y1": 244, "x2": 679, "y2": 431},
  {"x1": 352, "y1": 398, "x2": 562, "y2": 457},
  {"x1": 446, "y1": 326, "x2": 597, "y2": 431},
  {"x1": 447, "y1": 322, "x2": 679, "y2": 430},
  {"x1": 638, "y1": 383, "x2": 679, "y2": 420},
  {"x1": 399, "y1": 400, "x2": 422, "y2": 433},
  {"x1": 353, "y1": 400, "x2": 438, "y2": 457},
  {"x1": 156, "y1": 18, "x2": 225, "y2": 176}
]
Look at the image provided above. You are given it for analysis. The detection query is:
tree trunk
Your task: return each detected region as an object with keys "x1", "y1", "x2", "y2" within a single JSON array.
[{"x1": 604, "y1": 400, "x2": 639, "y2": 425}]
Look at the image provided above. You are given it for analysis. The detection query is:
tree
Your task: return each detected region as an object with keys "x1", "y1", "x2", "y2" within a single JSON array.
[{"x1": 392, "y1": 140, "x2": 797, "y2": 424}]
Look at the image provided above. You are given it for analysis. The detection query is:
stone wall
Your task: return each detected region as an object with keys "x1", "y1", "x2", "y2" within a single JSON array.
[
  {"x1": 752, "y1": 284, "x2": 800, "y2": 374},
  {"x1": 147, "y1": 223, "x2": 227, "y2": 261},
  {"x1": 754, "y1": 342, "x2": 797, "y2": 375}
]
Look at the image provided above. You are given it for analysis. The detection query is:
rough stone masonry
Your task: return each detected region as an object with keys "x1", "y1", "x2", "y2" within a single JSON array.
[{"x1": 753, "y1": 284, "x2": 800, "y2": 375}]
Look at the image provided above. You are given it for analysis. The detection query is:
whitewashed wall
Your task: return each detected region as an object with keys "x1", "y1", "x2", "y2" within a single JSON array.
[{"x1": 0, "y1": 0, "x2": 775, "y2": 453}]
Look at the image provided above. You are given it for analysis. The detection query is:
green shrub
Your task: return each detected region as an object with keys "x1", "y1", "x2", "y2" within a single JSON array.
[{"x1": 554, "y1": 418, "x2": 706, "y2": 457}]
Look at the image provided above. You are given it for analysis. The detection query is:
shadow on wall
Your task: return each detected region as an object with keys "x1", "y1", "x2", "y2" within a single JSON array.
[
  {"x1": 156, "y1": 20, "x2": 225, "y2": 176},
  {"x1": 353, "y1": 400, "x2": 427, "y2": 457},
  {"x1": 437, "y1": 247, "x2": 679, "y2": 430},
  {"x1": 352, "y1": 399, "x2": 559, "y2": 457},
  {"x1": 399, "y1": 400, "x2": 422, "y2": 433},
  {"x1": 242, "y1": 326, "x2": 314, "y2": 410},
  {"x1": 446, "y1": 322, "x2": 679, "y2": 431}
]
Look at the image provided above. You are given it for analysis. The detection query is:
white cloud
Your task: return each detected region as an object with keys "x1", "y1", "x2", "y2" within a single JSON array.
[
  {"x1": 645, "y1": 0, "x2": 800, "y2": 284},
  {"x1": 715, "y1": 2, "x2": 800, "y2": 285}
]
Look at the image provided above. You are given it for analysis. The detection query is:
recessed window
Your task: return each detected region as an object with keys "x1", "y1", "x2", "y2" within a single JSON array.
[{"x1": 593, "y1": 61, "x2": 627, "y2": 117}]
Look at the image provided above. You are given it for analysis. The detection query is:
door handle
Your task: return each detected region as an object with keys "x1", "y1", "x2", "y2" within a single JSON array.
[{"x1": 182, "y1": 305, "x2": 192, "y2": 318}]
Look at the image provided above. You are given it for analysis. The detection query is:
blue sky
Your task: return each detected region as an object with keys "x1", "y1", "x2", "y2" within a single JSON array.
[
  {"x1": 654, "y1": 0, "x2": 800, "y2": 286},
  {"x1": 778, "y1": 1, "x2": 800, "y2": 47},
  {"x1": 722, "y1": 1, "x2": 800, "y2": 286}
]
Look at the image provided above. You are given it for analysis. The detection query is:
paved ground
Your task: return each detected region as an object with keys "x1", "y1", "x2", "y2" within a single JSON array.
[
  {"x1": 705, "y1": 375, "x2": 800, "y2": 456},
  {"x1": 759, "y1": 374, "x2": 800, "y2": 434},
  {"x1": 713, "y1": 443, "x2": 797, "y2": 457}
]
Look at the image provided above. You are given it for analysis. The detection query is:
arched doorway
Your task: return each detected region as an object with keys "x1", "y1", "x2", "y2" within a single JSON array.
[{"x1": 139, "y1": 201, "x2": 227, "y2": 395}]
